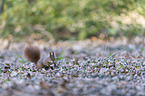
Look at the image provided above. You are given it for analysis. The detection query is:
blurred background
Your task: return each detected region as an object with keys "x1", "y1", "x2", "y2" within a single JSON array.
[{"x1": 0, "y1": 0, "x2": 145, "y2": 43}]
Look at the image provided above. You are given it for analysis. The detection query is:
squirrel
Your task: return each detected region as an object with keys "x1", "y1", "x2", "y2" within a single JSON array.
[{"x1": 24, "y1": 45, "x2": 56, "y2": 70}]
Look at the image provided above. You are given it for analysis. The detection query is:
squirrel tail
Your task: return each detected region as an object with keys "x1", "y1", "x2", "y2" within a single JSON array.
[{"x1": 24, "y1": 45, "x2": 40, "y2": 64}]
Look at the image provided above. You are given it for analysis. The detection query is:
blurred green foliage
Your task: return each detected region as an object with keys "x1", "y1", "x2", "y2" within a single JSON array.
[{"x1": 0, "y1": 0, "x2": 145, "y2": 41}]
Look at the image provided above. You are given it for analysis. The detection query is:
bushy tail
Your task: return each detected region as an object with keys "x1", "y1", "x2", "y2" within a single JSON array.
[{"x1": 24, "y1": 45, "x2": 40, "y2": 64}]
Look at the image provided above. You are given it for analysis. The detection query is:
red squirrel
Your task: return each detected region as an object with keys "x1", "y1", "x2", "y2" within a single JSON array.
[{"x1": 24, "y1": 45, "x2": 55, "y2": 70}]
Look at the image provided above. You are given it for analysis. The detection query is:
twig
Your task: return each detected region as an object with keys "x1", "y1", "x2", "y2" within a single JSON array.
[
  {"x1": 106, "y1": 48, "x2": 126, "y2": 60},
  {"x1": 102, "y1": 33, "x2": 108, "y2": 59}
]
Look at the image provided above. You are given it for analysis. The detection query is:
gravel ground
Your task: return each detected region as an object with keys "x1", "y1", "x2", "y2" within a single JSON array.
[{"x1": 0, "y1": 40, "x2": 145, "y2": 96}]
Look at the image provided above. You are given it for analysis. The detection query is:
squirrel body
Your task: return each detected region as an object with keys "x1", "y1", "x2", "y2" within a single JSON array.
[
  {"x1": 24, "y1": 44, "x2": 56, "y2": 70},
  {"x1": 24, "y1": 45, "x2": 46, "y2": 70}
]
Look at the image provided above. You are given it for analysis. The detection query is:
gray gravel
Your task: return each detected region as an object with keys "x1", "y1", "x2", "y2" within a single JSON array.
[{"x1": 0, "y1": 41, "x2": 145, "y2": 96}]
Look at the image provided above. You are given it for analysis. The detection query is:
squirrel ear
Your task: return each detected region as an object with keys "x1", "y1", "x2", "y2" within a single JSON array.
[
  {"x1": 49, "y1": 52, "x2": 55, "y2": 58},
  {"x1": 49, "y1": 52, "x2": 52, "y2": 56},
  {"x1": 53, "y1": 52, "x2": 55, "y2": 56},
  {"x1": 50, "y1": 52, "x2": 54, "y2": 57}
]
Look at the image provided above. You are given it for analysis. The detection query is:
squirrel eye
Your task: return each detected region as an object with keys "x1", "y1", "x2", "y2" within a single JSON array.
[{"x1": 44, "y1": 65, "x2": 50, "y2": 70}]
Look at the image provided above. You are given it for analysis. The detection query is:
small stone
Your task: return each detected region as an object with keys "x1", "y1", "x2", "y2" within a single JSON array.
[
  {"x1": 100, "y1": 84, "x2": 117, "y2": 95},
  {"x1": 10, "y1": 71, "x2": 17, "y2": 77}
]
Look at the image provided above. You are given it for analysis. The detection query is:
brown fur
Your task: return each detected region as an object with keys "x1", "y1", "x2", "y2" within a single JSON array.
[{"x1": 24, "y1": 45, "x2": 40, "y2": 64}]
